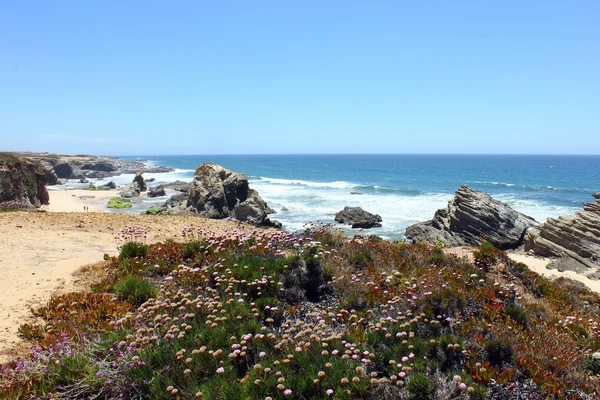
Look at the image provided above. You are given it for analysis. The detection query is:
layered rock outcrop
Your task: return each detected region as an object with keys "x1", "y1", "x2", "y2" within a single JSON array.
[
  {"x1": 186, "y1": 163, "x2": 280, "y2": 227},
  {"x1": 525, "y1": 193, "x2": 600, "y2": 276},
  {"x1": 335, "y1": 207, "x2": 382, "y2": 229},
  {"x1": 0, "y1": 154, "x2": 49, "y2": 207},
  {"x1": 405, "y1": 185, "x2": 538, "y2": 250}
]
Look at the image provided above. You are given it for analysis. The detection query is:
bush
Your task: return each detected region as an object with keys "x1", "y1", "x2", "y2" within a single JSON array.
[
  {"x1": 114, "y1": 276, "x2": 157, "y2": 307},
  {"x1": 183, "y1": 241, "x2": 204, "y2": 259},
  {"x1": 505, "y1": 305, "x2": 528, "y2": 328},
  {"x1": 473, "y1": 241, "x2": 498, "y2": 270},
  {"x1": 584, "y1": 358, "x2": 600, "y2": 375},
  {"x1": 119, "y1": 241, "x2": 149, "y2": 260},
  {"x1": 407, "y1": 372, "x2": 436, "y2": 400},
  {"x1": 107, "y1": 197, "x2": 132, "y2": 209},
  {"x1": 484, "y1": 338, "x2": 513, "y2": 366},
  {"x1": 429, "y1": 246, "x2": 446, "y2": 265}
]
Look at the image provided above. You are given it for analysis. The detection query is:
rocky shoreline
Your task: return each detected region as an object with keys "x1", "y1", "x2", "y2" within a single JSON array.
[
  {"x1": 13, "y1": 152, "x2": 174, "y2": 184},
  {"x1": 3, "y1": 152, "x2": 599, "y2": 281}
]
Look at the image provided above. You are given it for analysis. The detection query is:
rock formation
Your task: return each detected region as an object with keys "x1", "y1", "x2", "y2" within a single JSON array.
[
  {"x1": 0, "y1": 154, "x2": 49, "y2": 207},
  {"x1": 525, "y1": 192, "x2": 600, "y2": 277},
  {"x1": 148, "y1": 185, "x2": 167, "y2": 197},
  {"x1": 405, "y1": 185, "x2": 538, "y2": 250},
  {"x1": 335, "y1": 206, "x2": 382, "y2": 229},
  {"x1": 120, "y1": 173, "x2": 147, "y2": 198},
  {"x1": 186, "y1": 163, "x2": 280, "y2": 227},
  {"x1": 99, "y1": 181, "x2": 117, "y2": 190}
]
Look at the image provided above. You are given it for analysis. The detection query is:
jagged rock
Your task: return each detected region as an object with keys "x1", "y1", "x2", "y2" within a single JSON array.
[
  {"x1": 405, "y1": 185, "x2": 538, "y2": 250},
  {"x1": 79, "y1": 177, "x2": 89, "y2": 183},
  {"x1": 186, "y1": 163, "x2": 280, "y2": 227},
  {"x1": 99, "y1": 181, "x2": 117, "y2": 190},
  {"x1": 146, "y1": 178, "x2": 156, "y2": 183},
  {"x1": 120, "y1": 173, "x2": 146, "y2": 198},
  {"x1": 148, "y1": 185, "x2": 167, "y2": 197},
  {"x1": 0, "y1": 154, "x2": 49, "y2": 207},
  {"x1": 133, "y1": 172, "x2": 147, "y2": 192},
  {"x1": 164, "y1": 180, "x2": 191, "y2": 193},
  {"x1": 335, "y1": 206, "x2": 382, "y2": 229},
  {"x1": 525, "y1": 193, "x2": 600, "y2": 273}
]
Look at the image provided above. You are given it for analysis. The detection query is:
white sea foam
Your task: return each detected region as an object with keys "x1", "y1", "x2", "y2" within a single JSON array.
[
  {"x1": 256, "y1": 177, "x2": 357, "y2": 189},
  {"x1": 493, "y1": 194, "x2": 579, "y2": 223},
  {"x1": 250, "y1": 177, "x2": 452, "y2": 240}
]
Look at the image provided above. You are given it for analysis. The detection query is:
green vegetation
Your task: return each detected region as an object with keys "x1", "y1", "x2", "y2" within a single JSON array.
[
  {"x1": 2, "y1": 225, "x2": 600, "y2": 398},
  {"x1": 114, "y1": 276, "x2": 158, "y2": 307},
  {"x1": 141, "y1": 207, "x2": 162, "y2": 215},
  {"x1": 107, "y1": 197, "x2": 132, "y2": 209},
  {"x1": 119, "y1": 241, "x2": 149, "y2": 260}
]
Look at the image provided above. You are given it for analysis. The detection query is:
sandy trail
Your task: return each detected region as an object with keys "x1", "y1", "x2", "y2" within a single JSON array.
[{"x1": 0, "y1": 210, "x2": 253, "y2": 363}]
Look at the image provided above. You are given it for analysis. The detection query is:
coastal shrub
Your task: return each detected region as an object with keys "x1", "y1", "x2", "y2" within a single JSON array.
[
  {"x1": 428, "y1": 335, "x2": 464, "y2": 372},
  {"x1": 183, "y1": 241, "x2": 204, "y2": 259},
  {"x1": 406, "y1": 372, "x2": 436, "y2": 400},
  {"x1": 114, "y1": 276, "x2": 157, "y2": 307},
  {"x1": 473, "y1": 241, "x2": 499, "y2": 270},
  {"x1": 6, "y1": 225, "x2": 600, "y2": 398},
  {"x1": 429, "y1": 246, "x2": 446, "y2": 265},
  {"x1": 505, "y1": 305, "x2": 528, "y2": 328},
  {"x1": 118, "y1": 241, "x2": 149, "y2": 260},
  {"x1": 425, "y1": 288, "x2": 466, "y2": 319},
  {"x1": 484, "y1": 338, "x2": 513, "y2": 366},
  {"x1": 107, "y1": 197, "x2": 132, "y2": 209},
  {"x1": 584, "y1": 358, "x2": 600, "y2": 375},
  {"x1": 17, "y1": 323, "x2": 45, "y2": 341}
]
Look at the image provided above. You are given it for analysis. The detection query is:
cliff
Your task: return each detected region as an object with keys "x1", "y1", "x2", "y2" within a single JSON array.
[{"x1": 0, "y1": 153, "x2": 49, "y2": 207}]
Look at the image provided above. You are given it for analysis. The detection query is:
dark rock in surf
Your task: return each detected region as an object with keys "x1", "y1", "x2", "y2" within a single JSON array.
[
  {"x1": 335, "y1": 206, "x2": 382, "y2": 229},
  {"x1": 148, "y1": 185, "x2": 167, "y2": 197}
]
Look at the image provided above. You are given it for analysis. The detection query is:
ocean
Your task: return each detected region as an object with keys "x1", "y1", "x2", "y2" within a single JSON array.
[{"x1": 56, "y1": 155, "x2": 600, "y2": 240}]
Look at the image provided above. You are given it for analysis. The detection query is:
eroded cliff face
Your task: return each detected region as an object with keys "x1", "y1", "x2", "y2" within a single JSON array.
[
  {"x1": 0, "y1": 154, "x2": 49, "y2": 207},
  {"x1": 405, "y1": 185, "x2": 538, "y2": 250},
  {"x1": 525, "y1": 193, "x2": 600, "y2": 276}
]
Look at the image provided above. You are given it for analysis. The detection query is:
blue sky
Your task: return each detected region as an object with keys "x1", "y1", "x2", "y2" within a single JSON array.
[{"x1": 1, "y1": 1, "x2": 598, "y2": 155}]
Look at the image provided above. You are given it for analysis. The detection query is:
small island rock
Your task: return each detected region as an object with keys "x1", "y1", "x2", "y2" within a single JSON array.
[{"x1": 335, "y1": 206, "x2": 382, "y2": 229}]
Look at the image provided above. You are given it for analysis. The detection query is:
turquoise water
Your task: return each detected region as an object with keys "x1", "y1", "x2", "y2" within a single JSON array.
[{"x1": 118, "y1": 154, "x2": 600, "y2": 240}]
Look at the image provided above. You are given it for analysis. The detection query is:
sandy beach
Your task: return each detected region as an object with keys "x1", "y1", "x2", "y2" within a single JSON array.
[
  {"x1": 0, "y1": 204, "x2": 255, "y2": 362},
  {"x1": 43, "y1": 189, "x2": 121, "y2": 212}
]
